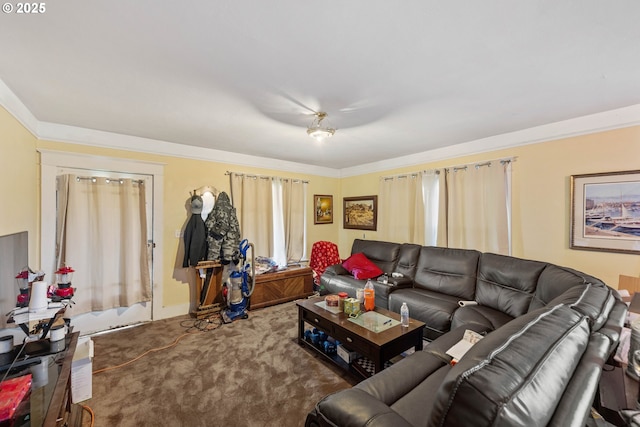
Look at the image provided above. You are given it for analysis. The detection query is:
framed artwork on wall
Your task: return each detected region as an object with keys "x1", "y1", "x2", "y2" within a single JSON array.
[
  {"x1": 570, "y1": 169, "x2": 640, "y2": 254},
  {"x1": 343, "y1": 195, "x2": 378, "y2": 231},
  {"x1": 314, "y1": 195, "x2": 333, "y2": 224}
]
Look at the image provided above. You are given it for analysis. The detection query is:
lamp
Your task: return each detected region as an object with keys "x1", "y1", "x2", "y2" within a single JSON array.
[
  {"x1": 307, "y1": 112, "x2": 335, "y2": 141},
  {"x1": 54, "y1": 264, "x2": 75, "y2": 299}
]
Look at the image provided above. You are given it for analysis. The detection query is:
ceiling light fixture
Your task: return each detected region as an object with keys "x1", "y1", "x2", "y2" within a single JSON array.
[{"x1": 307, "y1": 112, "x2": 335, "y2": 142}]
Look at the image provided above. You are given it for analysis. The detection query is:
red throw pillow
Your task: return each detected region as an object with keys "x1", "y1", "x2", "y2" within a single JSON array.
[{"x1": 342, "y1": 252, "x2": 383, "y2": 280}]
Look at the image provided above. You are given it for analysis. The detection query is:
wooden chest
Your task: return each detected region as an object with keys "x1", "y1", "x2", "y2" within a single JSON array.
[{"x1": 250, "y1": 266, "x2": 314, "y2": 310}]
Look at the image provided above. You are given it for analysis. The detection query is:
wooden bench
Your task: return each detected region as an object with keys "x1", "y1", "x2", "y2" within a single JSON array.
[{"x1": 251, "y1": 266, "x2": 314, "y2": 310}]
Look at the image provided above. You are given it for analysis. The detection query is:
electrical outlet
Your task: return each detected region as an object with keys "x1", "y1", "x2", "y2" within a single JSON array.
[{"x1": 175, "y1": 229, "x2": 182, "y2": 238}]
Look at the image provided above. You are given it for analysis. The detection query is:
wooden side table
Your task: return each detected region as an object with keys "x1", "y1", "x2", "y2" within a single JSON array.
[{"x1": 193, "y1": 261, "x2": 223, "y2": 319}]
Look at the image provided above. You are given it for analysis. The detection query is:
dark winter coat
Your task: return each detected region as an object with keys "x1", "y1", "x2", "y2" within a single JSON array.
[{"x1": 182, "y1": 214, "x2": 207, "y2": 267}]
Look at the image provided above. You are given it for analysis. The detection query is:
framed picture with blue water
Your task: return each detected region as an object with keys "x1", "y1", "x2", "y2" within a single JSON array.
[{"x1": 570, "y1": 170, "x2": 640, "y2": 254}]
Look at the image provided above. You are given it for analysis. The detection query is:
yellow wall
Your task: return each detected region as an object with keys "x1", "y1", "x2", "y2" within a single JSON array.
[
  {"x1": 0, "y1": 107, "x2": 38, "y2": 264},
  {"x1": 340, "y1": 126, "x2": 640, "y2": 287},
  {"x1": 2, "y1": 104, "x2": 640, "y2": 319}
]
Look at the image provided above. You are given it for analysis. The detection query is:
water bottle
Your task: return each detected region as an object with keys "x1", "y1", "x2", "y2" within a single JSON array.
[
  {"x1": 401, "y1": 302, "x2": 409, "y2": 327},
  {"x1": 363, "y1": 279, "x2": 375, "y2": 312}
]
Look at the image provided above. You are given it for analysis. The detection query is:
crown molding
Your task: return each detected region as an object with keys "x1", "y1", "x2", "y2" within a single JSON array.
[
  {"x1": 35, "y1": 121, "x2": 341, "y2": 178},
  {"x1": 339, "y1": 104, "x2": 640, "y2": 177},
  {"x1": 2, "y1": 78, "x2": 638, "y2": 179},
  {"x1": 0, "y1": 79, "x2": 39, "y2": 135}
]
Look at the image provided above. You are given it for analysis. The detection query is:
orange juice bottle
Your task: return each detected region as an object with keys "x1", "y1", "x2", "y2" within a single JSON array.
[{"x1": 363, "y1": 279, "x2": 375, "y2": 311}]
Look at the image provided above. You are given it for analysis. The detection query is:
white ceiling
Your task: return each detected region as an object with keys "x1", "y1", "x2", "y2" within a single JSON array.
[{"x1": 1, "y1": 1, "x2": 640, "y2": 175}]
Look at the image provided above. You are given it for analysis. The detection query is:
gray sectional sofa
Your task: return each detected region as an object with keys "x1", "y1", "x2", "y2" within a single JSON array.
[{"x1": 307, "y1": 239, "x2": 627, "y2": 427}]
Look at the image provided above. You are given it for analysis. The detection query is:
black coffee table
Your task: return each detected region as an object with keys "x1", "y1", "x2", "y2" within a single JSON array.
[{"x1": 297, "y1": 296, "x2": 425, "y2": 377}]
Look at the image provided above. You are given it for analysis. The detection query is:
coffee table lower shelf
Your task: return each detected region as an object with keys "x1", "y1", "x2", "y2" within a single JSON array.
[
  {"x1": 299, "y1": 338, "x2": 394, "y2": 379},
  {"x1": 296, "y1": 297, "x2": 425, "y2": 380},
  {"x1": 299, "y1": 338, "x2": 357, "y2": 376}
]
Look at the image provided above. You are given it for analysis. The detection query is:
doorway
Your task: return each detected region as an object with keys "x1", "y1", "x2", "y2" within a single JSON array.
[{"x1": 40, "y1": 150, "x2": 164, "y2": 335}]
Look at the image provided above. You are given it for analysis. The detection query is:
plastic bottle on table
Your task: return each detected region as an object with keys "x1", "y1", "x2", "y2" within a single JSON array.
[
  {"x1": 401, "y1": 302, "x2": 409, "y2": 327},
  {"x1": 363, "y1": 279, "x2": 375, "y2": 312}
]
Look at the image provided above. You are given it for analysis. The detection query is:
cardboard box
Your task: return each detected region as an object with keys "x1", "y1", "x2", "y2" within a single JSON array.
[
  {"x1": 619, "y1": 275, "x2": 640, "y2": 304},
  {"x1": 337, "y1": 345, "x2": 358, "y2": 364},
  {"x1": 71, "y1": 336, "x2": 93, "y2": 403}
]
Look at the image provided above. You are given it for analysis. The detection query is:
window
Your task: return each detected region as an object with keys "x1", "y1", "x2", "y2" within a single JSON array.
[
  {"x1": 229, "y1": 173, "x2": 307, "y2": 266},
  {"x1": 378, "y1": 159, "x2": 512, "y2": 254}
]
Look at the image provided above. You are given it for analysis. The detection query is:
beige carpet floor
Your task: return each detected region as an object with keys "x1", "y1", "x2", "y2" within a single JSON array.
[{"x1": 80, "y1": 300, "x2": 355, "y2": 427}]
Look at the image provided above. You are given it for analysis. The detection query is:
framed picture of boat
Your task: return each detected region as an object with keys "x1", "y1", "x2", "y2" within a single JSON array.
[{"x1": 570, "y1": 170, "x2": 640, "y2": 254}]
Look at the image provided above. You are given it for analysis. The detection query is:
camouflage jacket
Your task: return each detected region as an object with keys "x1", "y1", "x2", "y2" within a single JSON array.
[{"x1": 205, "y1": 191, "x2": 241, "y2": 263}]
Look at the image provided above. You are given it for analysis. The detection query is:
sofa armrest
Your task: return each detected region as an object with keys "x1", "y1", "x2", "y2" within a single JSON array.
[
  {"x1": 306, "y1": 388, "x2": 413, "y2": 427},
  {"x1": 324, "y1": 264, "x2": 349, "y2": 276}
]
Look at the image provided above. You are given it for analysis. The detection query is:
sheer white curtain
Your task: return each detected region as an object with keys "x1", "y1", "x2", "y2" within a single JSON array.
[
  {"x1": 422, "y1": 170, "x2": 447, "y2": 246},
  {"x1": 446, "y1": 161, "x2": 511, "y2": 254},
  {"x1": 272, "y1": 179, "x2": 286, "y2": 266},
  {"x1": 230, "y1": 173, "x2": 274, "y2": 259},
  {"x1": 56, "y1": 174, "x2": 151, "y2": 314},
  {"x1": 378, "y1": 173, "x2": 426, "y2": 244}
]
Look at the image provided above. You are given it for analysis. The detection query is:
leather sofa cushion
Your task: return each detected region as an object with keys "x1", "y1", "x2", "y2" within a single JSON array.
[
  {"x1": 356, "y1": 351, "x2": 451, "y2": 427},
  {"x1": 423, "y1": 323, "x2": 493, "y2": 364},
  {"x1": 475, "y1": 253, "x2": 546, "y2": 318},
  {"x1": 352, "y1": 239, "x2": 401, "y2": 274},
  {"x1": 389, "y1": 289, "x2": 460, "y2": 340},
  {"x1": 413, "y1": 247, "x2": 479, "y2": 300},
  {"x1": 450, "y1": 304, "x2": 514, "y2": 332},
  {"x1": 430, "y1": 304, "x2": 590, "y2": 427},
  {"x1": 395, "y1": 243, "x2": 422, "y2": 279},
  {"x1": 356, "y1": 351, "x2": 448, "y2": 405},
  {"x1": 311, "y1": 351, "x2": 449, "y2": 427}
]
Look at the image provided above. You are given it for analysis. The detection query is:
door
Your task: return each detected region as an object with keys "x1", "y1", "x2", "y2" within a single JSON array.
[
  {"x1": 40, "y1": 150, "x2": 165, "y2": 336},
  {"x1": 56, "y1": 168, "x2": 154, "y2": 333}
]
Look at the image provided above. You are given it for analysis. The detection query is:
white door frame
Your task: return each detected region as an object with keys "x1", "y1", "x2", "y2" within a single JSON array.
[{"x1": 39, "y1": 149, "x2": 165, "y2": 334}]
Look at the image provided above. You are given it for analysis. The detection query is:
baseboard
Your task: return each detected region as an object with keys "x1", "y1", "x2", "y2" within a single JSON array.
[{"x1": 154, "y1": 303, "x2": 190, "y2": 321}]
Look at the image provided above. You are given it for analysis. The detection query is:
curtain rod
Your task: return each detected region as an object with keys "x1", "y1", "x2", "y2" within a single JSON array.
[
  {"x1": 380, "y1": 157, "x2": 516, "y2": 180},
  {"x1": 445, "y1": 156, "x2": 516, "y2": 173},
  {"x1": 225, "y1": 171, "x2": 309, "y2": 184},
  {"x1": 75, "y1": 176, "x2": 144, "y2": 184},
  {"x1": 381, "y1": 169, "x2": 441, "y2": 181}
]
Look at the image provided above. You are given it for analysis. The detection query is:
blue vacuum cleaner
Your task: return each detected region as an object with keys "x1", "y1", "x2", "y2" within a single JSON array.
[{"x1": 221, "y1": 239, "x2": 255, "y2": 323}]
